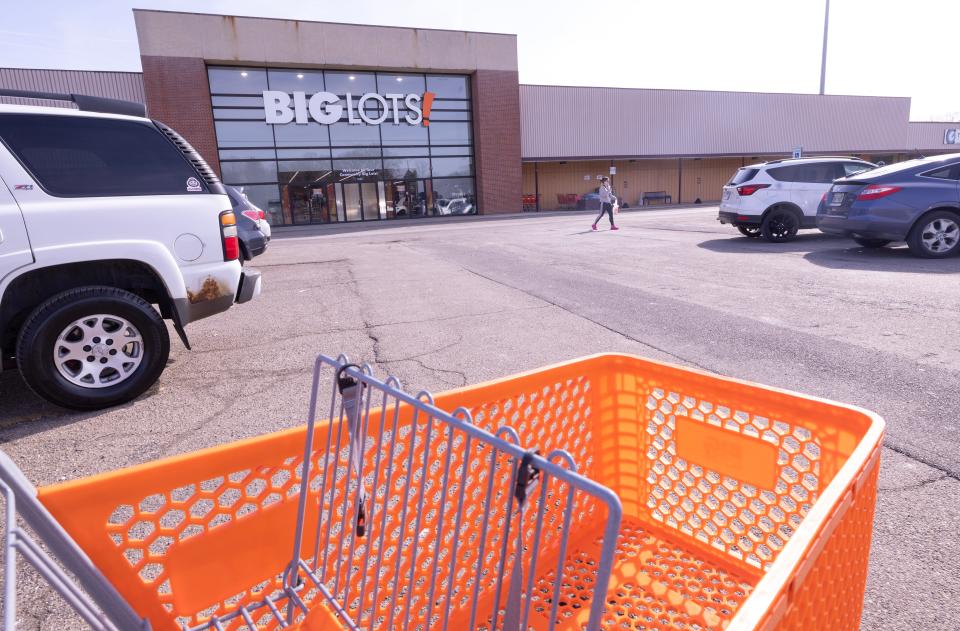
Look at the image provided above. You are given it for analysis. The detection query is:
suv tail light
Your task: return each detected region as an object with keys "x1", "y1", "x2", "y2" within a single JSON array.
[
  {"x1": 220, "y1": 211, "x2": 240, "y2": 261},
  {"x1": 857, "y1": 184, "x2": 902, "y2": 201},
  {"x1": 241, "y1": 208, "x2": 266, "y2": 222},
  {"x1": 737, "y1": 183, "x2": 770, "y2": 196}
]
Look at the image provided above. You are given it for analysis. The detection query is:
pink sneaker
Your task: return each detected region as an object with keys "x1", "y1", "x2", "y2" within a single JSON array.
[
  {"x1": 611, "y1": 226, "x2": 620, "y2": 231},
  {"x1": 591, "y1": 224, "x2": 597, "y2": 231}
]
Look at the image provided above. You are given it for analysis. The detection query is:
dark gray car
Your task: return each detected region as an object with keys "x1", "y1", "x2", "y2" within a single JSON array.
[{"x1": 817, "y1": 153, "x2": 960, "y2": 257}]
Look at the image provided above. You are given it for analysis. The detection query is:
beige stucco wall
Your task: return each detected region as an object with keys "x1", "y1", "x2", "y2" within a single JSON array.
[{"x1": 133, "y1": 10, "x2": 517, "y2": 73}]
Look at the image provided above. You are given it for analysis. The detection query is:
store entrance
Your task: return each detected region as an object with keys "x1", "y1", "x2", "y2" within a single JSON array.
[
  {"x1": 282, "y1": 171, "x2": 336, "y2": 225},
  {"x1": 336, "y1": 181, "x2": 385, "y2": 221}
]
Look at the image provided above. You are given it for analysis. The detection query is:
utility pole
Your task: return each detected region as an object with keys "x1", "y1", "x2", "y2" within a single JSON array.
[{"x1": 819, "y1": 0, "x2": 830, "y2": 95}]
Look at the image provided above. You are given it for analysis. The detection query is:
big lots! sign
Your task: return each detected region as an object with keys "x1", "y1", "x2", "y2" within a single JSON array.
[{"x1": 263, "y1": 91, "x2": 436, "y2": 126}]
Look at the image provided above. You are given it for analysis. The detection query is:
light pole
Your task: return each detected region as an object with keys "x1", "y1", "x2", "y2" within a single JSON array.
[{"x1": 819, "y1": 0, "x2": 830, "y2": 95}]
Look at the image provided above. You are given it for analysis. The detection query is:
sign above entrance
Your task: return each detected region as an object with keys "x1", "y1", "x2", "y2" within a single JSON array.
[
  {"x1": 337, "y1": 168, "x2": 380, "y2": 179},
  {"x1": 263, "y1": 91, "x2": 435, "y2": 126}
]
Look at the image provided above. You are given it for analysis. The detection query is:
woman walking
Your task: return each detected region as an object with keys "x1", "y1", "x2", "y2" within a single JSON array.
[{"x1": 592, "y1": 177, "x2": 619, "y2": 231}]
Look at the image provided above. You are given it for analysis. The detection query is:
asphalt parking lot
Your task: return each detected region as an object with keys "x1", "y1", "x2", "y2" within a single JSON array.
[{"x1": 1, "y1": 205, "x2": 958, "y2": 630}]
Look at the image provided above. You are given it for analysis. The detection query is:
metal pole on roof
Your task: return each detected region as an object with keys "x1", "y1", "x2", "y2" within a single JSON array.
[{"x1": 819, "y1": 0, "x2": 830, "y2": 95}]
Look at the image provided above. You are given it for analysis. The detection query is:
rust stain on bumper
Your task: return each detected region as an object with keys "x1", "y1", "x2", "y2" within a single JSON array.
[{"x1": 187, "y1": 276, "x2": 228, "y2": 304}]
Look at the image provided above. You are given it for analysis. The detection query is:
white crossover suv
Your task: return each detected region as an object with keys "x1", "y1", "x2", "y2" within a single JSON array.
[
  {"x1": 718, "y1": 157, "x2": 876, "y2": 241},
  {"x1": 0, "y1": 90, "x2": 261, "y2": 409}
]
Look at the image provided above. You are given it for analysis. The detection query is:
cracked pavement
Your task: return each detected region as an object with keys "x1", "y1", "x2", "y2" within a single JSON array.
[{"x1": 1, "y1": 206, "x2": 958, "y2": 630}]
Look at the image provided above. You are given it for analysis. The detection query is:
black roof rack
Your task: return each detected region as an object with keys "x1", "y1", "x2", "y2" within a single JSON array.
[{"x1": 0, "y1": 89, "x2": 145, "y2": 118}]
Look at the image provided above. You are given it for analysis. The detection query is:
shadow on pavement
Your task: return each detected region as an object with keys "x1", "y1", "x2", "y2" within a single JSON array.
[
  {"x1": 0, "y1": 369, "x2": 141, "y2": 440},
  {"x1": 697, "y1": 232, "x2": 848, "y2": 254},
  {"x1": 803, "y1": 245, "x2": 960, "y2": 274}
]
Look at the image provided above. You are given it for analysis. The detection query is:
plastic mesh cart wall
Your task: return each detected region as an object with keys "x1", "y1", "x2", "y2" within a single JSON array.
[{"x1": 3, "y1": 353, "x2": 883, "y2": 630}]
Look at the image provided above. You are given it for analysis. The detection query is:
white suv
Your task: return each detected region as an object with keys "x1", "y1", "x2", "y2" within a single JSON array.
[
  {"x1": 0, "y1": 91, "x2": 261, "y2": 409},
  {"x1": 718, "y1": 157, "x2": 875, "y2": 241}
]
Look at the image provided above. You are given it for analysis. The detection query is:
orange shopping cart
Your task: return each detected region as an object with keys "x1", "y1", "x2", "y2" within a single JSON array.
[{"x1": 1, "y1": 353, "x2": 884, "y2": 630}]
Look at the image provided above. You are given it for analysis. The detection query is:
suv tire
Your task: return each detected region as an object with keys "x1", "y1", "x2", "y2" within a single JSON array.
[
  {"x1": 853, "y1": 237, "x2": 891, "y2": 248},
  {"x1": 906, "y1": 211, "x2": 960, "y2": 258},
  {"x1": 16, "y1": 286, "x2": 170, "y2": 410},
  {"x1": 761, "y1": 208, "x2": 800, "y2": 242},
  {"x1": 736, "y1": 225, "x2": 761, "y2": 238}
]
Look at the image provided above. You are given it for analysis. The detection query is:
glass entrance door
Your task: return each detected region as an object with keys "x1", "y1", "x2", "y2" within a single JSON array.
[
  {"x1": 361, "y1": 182, "x2": 380, "y2": 220},
  {"x1": 342, "y1": 183, "x2": 362, "y2": 222},
  {"x1": 336, "y1": 181, "x2": 384, "y2": 222}
]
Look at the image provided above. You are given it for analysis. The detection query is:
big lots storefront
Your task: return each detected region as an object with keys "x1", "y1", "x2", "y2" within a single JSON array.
[
  {"x1": 132, "y1": 9, "x2": 521, "y2": 226},
  {"x1": 10, "y1": 9, "x2": 941, "y2": 226}
]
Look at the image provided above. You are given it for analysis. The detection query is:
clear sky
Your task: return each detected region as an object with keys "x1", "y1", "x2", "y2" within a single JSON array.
[{"x1": 2, "y1": 0, "x2": 957, "y2": 121}]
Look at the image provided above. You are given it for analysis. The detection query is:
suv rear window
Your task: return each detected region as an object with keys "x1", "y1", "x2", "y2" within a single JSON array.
[
  {"x1": 728, "y1": 168, "x2": 759, "y2": 185},
  {"x1": 769, "y1": 162, "x2": 847, "y2": 184},
  {"x1": 0, "y1": 114, "x2": 204, "y2": 197}
]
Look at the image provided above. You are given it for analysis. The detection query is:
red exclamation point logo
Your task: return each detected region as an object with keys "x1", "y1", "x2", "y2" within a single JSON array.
[{"x1": 421, "y1": 91, "x2": 435, "y2": 126}]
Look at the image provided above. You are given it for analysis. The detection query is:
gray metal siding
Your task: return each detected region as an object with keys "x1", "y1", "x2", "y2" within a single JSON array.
[
  {"x1": 520, "y1": 85, "x2": 943, "y2": 159},
  {"x1": 0, "y1": 68, "x2": 144, "y2": 109}
]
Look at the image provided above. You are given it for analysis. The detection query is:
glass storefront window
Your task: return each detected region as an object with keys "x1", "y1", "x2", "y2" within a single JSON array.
[
  {"x1": 431, "y1": 178, "x2": 476, "y2": 215},
  {"x1": 383, "y1": 146, "x2": 430, "y2": 157},
  {"x1": 212, "y1": 96, "x2": 263, "y2": 107},
  {"x1": 274, "y1": 121, "x2": 330, "y2": 147},
  {"x1": 426, "y1": 110, "x2": 471, "y2": 122},
  {"x1": 277, "y1": 160, "x2": 335, "y2": 193},
  {"x1": 431, "y1": 157, "x2": 473, "y2": 177},
  {"x1": 380, "y1": 123, "x2": 429, "y2": 146},
  {"x1": 383, "y1": 158, "x2": 430, "y2": 180},
  {"x1": 329, "y1": 122, "x2": 381, "y2": 147},
  {"x1": 377, "y1": 73, "x2": 426, "y2": 93},
  {"x1": 428, "y1": 122, "x2": 472, "y2": 145},
  {"x1": 212, "y1": 108, "x2": 266, "y2": 120},
  {"x1": 214, "y1": 121, "x2": 275, "y2": 147},
  {"x1": 208, "y1": 67, "x2": 477, "y2": 224},
  {"x1": 429, "y1": 146, "x2": 472, "y2": 156},
  {"x1": 209, "y1": 68, "x2": 267, "y2": 94},
  {"x1": 268, "y1": 69, "x2": 324, "y2": 93},
  {"x1": 426, "y1": 75, "x2": 470, "y2": 99},
  {"x1": 277, "y1": 148, "x2": 331, "y2": 159},
  {"x1": 325, "y1": 71, "x2": 376, "y2": 95},
  {"x1": 429, "y1": 99, "x2": 471, "y2": 110},
  {"x1": 221, "y1": 160, "x2": 279, "y2": 184},
  {"x1": 332, "y1": 147, "x2": 381, "y2": 158},
  {"x1": 220, "y1": 148, "x2": 277, "y2": 160}
]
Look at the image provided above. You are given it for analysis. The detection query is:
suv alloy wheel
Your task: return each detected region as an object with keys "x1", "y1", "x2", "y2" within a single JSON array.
[
  {"x1": 16, "y1": 286, "x2": 170, "y2": 410},
  {"x1": 907, "y1": 211, "x2": 960, "y2": 258},
  {"x1": 761, "y1": 208, "x2": 800, "y2": 242}
]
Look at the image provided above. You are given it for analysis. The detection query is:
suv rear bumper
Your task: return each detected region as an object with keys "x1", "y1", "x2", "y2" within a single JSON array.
[
  {"x1": 722, "y1": 209, "x2": 818, "y2": 229},
  {"x1": 718, "y1": 210, "x2": 760, "y2": 226},
  {"x1": 236, "y1": 268, "x2": 261, "y2": 304}
]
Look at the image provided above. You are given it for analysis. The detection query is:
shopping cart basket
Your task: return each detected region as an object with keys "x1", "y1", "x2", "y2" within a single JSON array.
[{"x1": 1, "y1": 353, "x2": 884, "y2": 630}]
